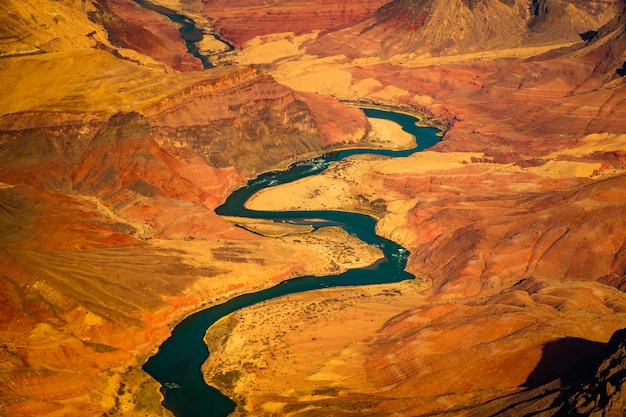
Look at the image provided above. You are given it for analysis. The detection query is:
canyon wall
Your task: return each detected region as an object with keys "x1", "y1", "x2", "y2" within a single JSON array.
[
  {"x1": 308, "y1": 0, "x2": 623, "y2": 58},
  {"x1": 1, "y1": 0, "x2": 625, "y2": 415},
  {"x1": 0, "y1": 0, "x2": 379, "y2": 415},
  {"x1": 195, "y1": 0, "x2": 391, "y2": 47},
  {"x1": 201, "y1": 0, "x2": 626, "y2": 416}
]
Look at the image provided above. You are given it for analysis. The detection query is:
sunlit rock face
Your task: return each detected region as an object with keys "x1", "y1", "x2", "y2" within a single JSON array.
[
  {"x1": 383, "y1": 162, "x2": 626, "y2": 297},
  {"x1": 0, "y1": 0, "x2": 378, "y2": 414},
  {"x1": 1, "y1": 0, "x2": 626, "y2": 415},
  {"x1": 200, "y1": 1, "x2": 626, "y2": 416},
  {"x1": 308, "y1": 0, "x2": 623, "y2": 58},
  {"x1": 420, "y1": 14, "x2": 626, "y2": 161}
]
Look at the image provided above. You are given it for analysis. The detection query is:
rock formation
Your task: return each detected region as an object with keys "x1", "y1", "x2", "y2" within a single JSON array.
[
  {"x1": 308, "y1": 0, "x2": 623, "y2": 58},
  {"x1": 195, "y1": 0, "x2": 391, "y2": 47},
  {"x1": 91, "y1": 0, "x2": 205, "y2": 71},
  {"x1": 466, "y1": 327, "x2": 626, "y2": 415},
  {"x1": 1, "y1": 0, "x2": 625, "y2": 416},
  {"x1": 202, "y1": 0, "x2": 626, "y2": 416},
  {"x1": 0, "y1": 0, "x2": 380, "y2": 415}
]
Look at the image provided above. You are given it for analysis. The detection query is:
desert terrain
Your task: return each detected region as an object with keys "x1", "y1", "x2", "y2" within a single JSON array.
[{"x1": 1, "y1": 0, "x2": 625, "y2": 416}]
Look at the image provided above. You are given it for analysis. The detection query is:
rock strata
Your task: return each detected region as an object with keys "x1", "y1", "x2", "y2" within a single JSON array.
[
  {"x1": 203, "y1": 1, "x2": 626, "y2": 416},
  {"x1": 1, "y1": 0, "x2": 626, "y2": 415},
  {"x1": 308, "y1": 0, "x2": 623, "y2": 58},
  {"x1": 96, "y1": 0, "x2": 205, "y2": 71},
  {"x1": 0, "y1": 0, "x2": 381, "y2": 414},
  {"x1": 196, "y1": 0, "x2": 390, "y2": 47}
]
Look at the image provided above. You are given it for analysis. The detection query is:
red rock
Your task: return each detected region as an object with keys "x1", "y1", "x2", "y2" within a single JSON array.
[
  {"x1": 95, "y1": 0, "x2": 204, "y2": 71},
  {"x1": 296, "y1": 91, "x2": 369, "y2": 146},
  {"x1": 1, "y1": 0, "x2": 626, "y2": 415},
  {"x1": 199, "y1": 0, "x2": 390, "y2": 47}
]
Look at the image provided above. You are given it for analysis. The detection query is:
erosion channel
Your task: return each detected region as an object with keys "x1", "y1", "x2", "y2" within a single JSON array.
[{"x1": 142, "y1": 108, "x2": 442, "y2": 417}]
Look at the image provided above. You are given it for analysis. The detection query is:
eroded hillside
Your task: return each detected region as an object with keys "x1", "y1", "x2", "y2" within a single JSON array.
[
  {"x1": 1, "y1": 0, "x2": 625, "y2": 416},
  {"x1": 201, "y1": 0, "x2": 626, "y2": 415},
  {"x1": 0, "y1": 0, "x2": 387, "y2": 415}
]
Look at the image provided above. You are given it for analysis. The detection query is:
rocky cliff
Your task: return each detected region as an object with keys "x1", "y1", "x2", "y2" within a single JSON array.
[
  {"x1": 200, "y1": 1, "x2": 626, "y2": 416},
  {"x1": 0, "y1": 0, "x2": 379, "y2": 415},
  {"x1": 2, "y1": 0, "x2": 626, "y2": 415},
  {"x1": 90, "y1": 0, "x2": 205, "y2": 71},
  {"x1": 468, "y1": 327, "x2": 626, "y2": 415},
  {"x1": 194, "y1": 0, "x2": 390, "y2": 47},
  {"x1": 308, "y1": 0, "x2": 623, "y2": 58}
]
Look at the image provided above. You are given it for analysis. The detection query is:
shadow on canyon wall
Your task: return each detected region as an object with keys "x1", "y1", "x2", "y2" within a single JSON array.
[
  {"x1": 579, "y1": 30, "x2": 598, "y2": 42},
  {"x1": 516, "y1": 328, "x2": 626, "y2": 416},
  {"x1": 524, "y1": 337, "x2": 606, "y2": 389}
]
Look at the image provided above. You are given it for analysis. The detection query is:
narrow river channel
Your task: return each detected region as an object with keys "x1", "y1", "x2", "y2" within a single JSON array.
[
  {"x1": 142, "y1": 108, "x2": 441, "y2": 417},
  {"x1": 131, "y1": 0, "x2": 234, "y2": 68}
]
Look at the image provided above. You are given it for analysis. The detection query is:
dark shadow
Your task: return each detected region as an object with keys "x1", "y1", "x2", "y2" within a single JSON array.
[
  {"x1": 617, "y1": 61, "x2": 626, "y2": 77},
  {"x1": 547, "y1": 329, "x2": 626, "y2": 416},
  {"x1": 464, "y1": 330, "x2": 626, "y2": 416},
  {"x1": 523, "y1": 337, "x2": 605, "y2": 388},
  {"x1": 579, "y1": 30, "x2": 598, "y2": 42}
]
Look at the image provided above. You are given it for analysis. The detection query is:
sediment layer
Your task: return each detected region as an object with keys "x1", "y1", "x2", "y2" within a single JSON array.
[
  {"x1": 203, "y1": 1, "x2": 626, "y2": 415},
  {"x1": 0, "y1": 1, "x2": 382, "y2": 415},
  {"x1": 1, "y1": 0, "x2": 625, "y2": 415}
]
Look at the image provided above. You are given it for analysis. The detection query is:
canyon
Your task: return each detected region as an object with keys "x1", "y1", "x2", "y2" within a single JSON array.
[{"x1": 1, "y1": 0, "x2": 625, "y2": 416}]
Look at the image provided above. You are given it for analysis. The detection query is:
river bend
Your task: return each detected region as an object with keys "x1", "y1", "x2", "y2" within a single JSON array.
[{"x1": 142, "y1": 108, "x2": 441, "y2": 417}]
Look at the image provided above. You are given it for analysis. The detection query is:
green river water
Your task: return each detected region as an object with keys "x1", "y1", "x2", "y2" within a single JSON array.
[{"x1": 142, "y1": 108, "x2": 441, "y2": 416}]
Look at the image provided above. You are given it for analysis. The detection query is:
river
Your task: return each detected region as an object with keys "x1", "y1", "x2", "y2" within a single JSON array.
[
  {"x1": 142, "y1": 108, "x2": 441, "y2": 417},
  {"x1": 131, "y1": 0, "x2": 234, "y2": 68}
]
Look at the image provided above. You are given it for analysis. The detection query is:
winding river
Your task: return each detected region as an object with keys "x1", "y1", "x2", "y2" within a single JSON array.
[
  {"x1": 142, "y1": 108, "x2": 441, "y2": 417},
  {"x1": 131, "y1": 0, "x2": 234, "y2": 68}
]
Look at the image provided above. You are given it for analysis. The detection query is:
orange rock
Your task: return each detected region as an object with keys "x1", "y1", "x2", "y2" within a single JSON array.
[{"x1": 2, "y1": 0, "x2": 626, "y2": 415}]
